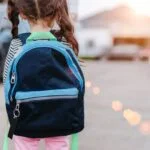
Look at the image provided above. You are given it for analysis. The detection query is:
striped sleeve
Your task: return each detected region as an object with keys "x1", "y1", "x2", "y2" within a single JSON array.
[{"x1": 3, "y1": 39, "x2": 22, "y2": 83}]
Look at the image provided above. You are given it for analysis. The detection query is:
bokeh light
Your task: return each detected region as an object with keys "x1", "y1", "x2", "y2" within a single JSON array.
[
  {"x1": 86, "y1": 80, "x2": 92, "y2": 88},
  {"x1": 123, "y1": 109, "x2": 141, "y2": 126},
  {"x1": 139, "y1": 121, "x2": 150, "y2": 135},
  {"x1": 112, "y1": 101, "x2": 123, "y2": 112},
  {"x1": 93, "y1": 86, "x2": 100, "y2": 95}
]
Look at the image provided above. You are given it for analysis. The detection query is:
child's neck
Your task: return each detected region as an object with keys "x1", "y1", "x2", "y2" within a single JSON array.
[
  {"x1": 30, "y1": 25, "x2": 51, "y2": 32},
  {"x1": 30, "y1": 21, "x2": 51, "y2": 33}
]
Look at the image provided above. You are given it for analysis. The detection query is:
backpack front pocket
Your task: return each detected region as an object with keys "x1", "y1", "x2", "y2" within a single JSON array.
[
  {"x1": 15, "y1": 88, "x2": 79, "y2": 103},
  {"x1": 14, "y1": 88, "x2": 81, "y2": 135}
]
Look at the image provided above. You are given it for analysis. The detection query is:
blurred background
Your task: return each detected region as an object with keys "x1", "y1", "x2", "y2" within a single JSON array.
[{"x1": 1, "y1": 0, "x2": 150, "y2": 150}]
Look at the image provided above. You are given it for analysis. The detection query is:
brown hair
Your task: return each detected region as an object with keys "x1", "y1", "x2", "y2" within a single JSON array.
[
  {"x1": 8, "y1": 0, "x2": 79, "y2": 56},
  {"x1": 8, "y1": 0, "x2": 19, "y2": 38}
]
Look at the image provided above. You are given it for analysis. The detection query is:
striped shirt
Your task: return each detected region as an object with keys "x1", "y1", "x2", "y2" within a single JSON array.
[
  {"x1": 3, "y1": 38, "x2": 77, "y2": 84},
  {"x1": 3, "y1": 39, "x2": 22, "y2": 83}
]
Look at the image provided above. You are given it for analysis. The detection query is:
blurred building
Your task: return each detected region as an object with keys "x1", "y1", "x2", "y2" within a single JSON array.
[
  {"x1": 68, "y1": 0, "x2": 79, "y2": 21},
  {"x1": 76, "y1": 28, "x2": 113, "y2": 59},
  {"x1": 80, "y1": 5, "x2": 150, "y2": 36},
  {"x1": 80, "y1": 5, "x2": 150, "y2": 50}
]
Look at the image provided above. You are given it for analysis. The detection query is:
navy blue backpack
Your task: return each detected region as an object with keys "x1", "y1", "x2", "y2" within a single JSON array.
[{"x1": 4, "y1": 32, "x2": 85, "y2": 141}]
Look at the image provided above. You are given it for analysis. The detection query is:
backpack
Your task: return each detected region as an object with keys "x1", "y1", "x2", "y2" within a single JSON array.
[{"x1": 4, "y1": 32, "x2": 85, "y2": 141}]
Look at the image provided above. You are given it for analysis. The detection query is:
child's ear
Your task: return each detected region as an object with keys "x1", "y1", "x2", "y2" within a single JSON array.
[{"x1": 20, "y1": 13, "x2": 27, "y2": 20}]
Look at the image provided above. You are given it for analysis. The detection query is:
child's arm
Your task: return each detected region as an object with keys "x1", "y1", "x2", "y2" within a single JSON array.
[{"x1": 3, "y1": 39, "x2": 22, "y2": 83}]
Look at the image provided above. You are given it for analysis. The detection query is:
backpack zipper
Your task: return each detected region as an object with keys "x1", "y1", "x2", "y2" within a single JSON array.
[
  {"x1": 13, "y1": 91, "x2": 78, "y2": 119},
  {"x1": 11, "y1": 73, "x2": 16, "y2": 84},
  {"x1": 10, "y1": 42, "x2": 83, "y2": 105},
  {"x1": 10, "y1": 72, "x2": 16, "y2": 102},
  {"x1": 13, "y1": 103, "x2": 20, "y2": 119},
  {"x1": 17, "y1": 94, "x2": 78, "y2": 104}
]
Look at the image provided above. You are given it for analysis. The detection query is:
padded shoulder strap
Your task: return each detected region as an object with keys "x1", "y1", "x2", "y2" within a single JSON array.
[
  {"x1": 18, "y1": 32, "x2": 57, "y2": 45},
  {"x1": 26, "y1": 32, "x2": 57, "y2": 43},
  {"x1": 17, "y1": 33, "x2": 31, "y2": 45}
]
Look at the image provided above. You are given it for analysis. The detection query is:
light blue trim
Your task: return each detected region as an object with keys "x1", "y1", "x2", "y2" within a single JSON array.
[
  {"x1": 15, "y1": 88, "x2": 78, "y2": 100},
  {"x1": 10, "y1": 74, "x2": 17, "y2": 104},
  {"x1": 52, "y1": 41, "x2": 84, "y2": 90},
  {"x1": 10, "y1": 41, "x2": 83, "y2": 101},
  {"x1": 54, "y1": 41, "x2": 80, "y2": 66},
  {"x1": 4, "y1": 58, "x2": 15, "y2": 104},
  {"x1": 4, "y1": 46, "x2": 23, "y2": 104}
]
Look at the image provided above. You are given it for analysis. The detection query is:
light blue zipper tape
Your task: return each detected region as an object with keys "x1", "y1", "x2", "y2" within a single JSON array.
[
  {"x1": 4, "y1": 57, "x2": 16, "y2": 104},
  {"x1": 4, "y1": 46, "x2": 23, "y2": 104},
  {"x1": 17, "y1": 95, "x2": 78, "y2": 103},
  {"x1": 15, "y1": 88, "x2": 78, "y2": 101},
  {"x1": 10, "y1": 41, "x2": 84, "y2": 100},
  {"x1": 52, "y1": 41, "x2": 85, "y2": 90}
]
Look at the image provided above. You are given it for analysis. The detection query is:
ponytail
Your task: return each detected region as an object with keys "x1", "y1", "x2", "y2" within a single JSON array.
[
  {"x1": 8, "y1": 0, "x2": 19, "y2": 38},
  {"x1": 7, "y1": 0, "x2": 82, "y2": 61},
  {"x1": 56, "y1": 0, "x2": 79, "y2": 56}
]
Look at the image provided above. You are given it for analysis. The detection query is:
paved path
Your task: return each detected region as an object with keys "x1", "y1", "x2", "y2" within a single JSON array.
[{"x1": 1, "y1": 61, "x2": 150, "y2": 150}]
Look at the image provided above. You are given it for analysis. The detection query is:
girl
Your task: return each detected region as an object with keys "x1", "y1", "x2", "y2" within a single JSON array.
[{"x1": 4, "y1": 0, "x2": 83, "y2": 149}]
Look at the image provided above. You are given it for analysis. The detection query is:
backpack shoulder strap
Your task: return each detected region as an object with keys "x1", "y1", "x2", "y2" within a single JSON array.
[
  {"x1": 17, "y1": 32, "x2": 57, "y2": 45},
  {"x1": 26, "y1": 32, "x2": 57, "y2": 43},
  {"x1": 17, "y1": 33, "x2": 31, "y2": 45}
]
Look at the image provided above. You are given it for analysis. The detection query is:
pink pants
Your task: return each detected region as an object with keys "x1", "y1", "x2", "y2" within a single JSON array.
[{"x1": 13, "y1": 135, "x2": 70, "y2": 150}]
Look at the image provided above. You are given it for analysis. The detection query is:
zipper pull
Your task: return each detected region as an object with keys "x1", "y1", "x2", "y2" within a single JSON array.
[
  {"x1": 10, "y1": 96, "x2": 13, "y2": 102},
  {"x1": 11, "y1": 73, "x2": 16, "y2": 84},
  {"x1": 9, "y1": 103, "x2": 20, "y2": 139},
  {"x1": 13, "y1": 104, "x2": 20, "y2": 119}
]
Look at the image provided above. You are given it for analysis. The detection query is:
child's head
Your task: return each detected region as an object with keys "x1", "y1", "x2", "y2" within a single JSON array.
[{"x1": 8, "y1": 0, "x2": 79, "y2": 55}]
